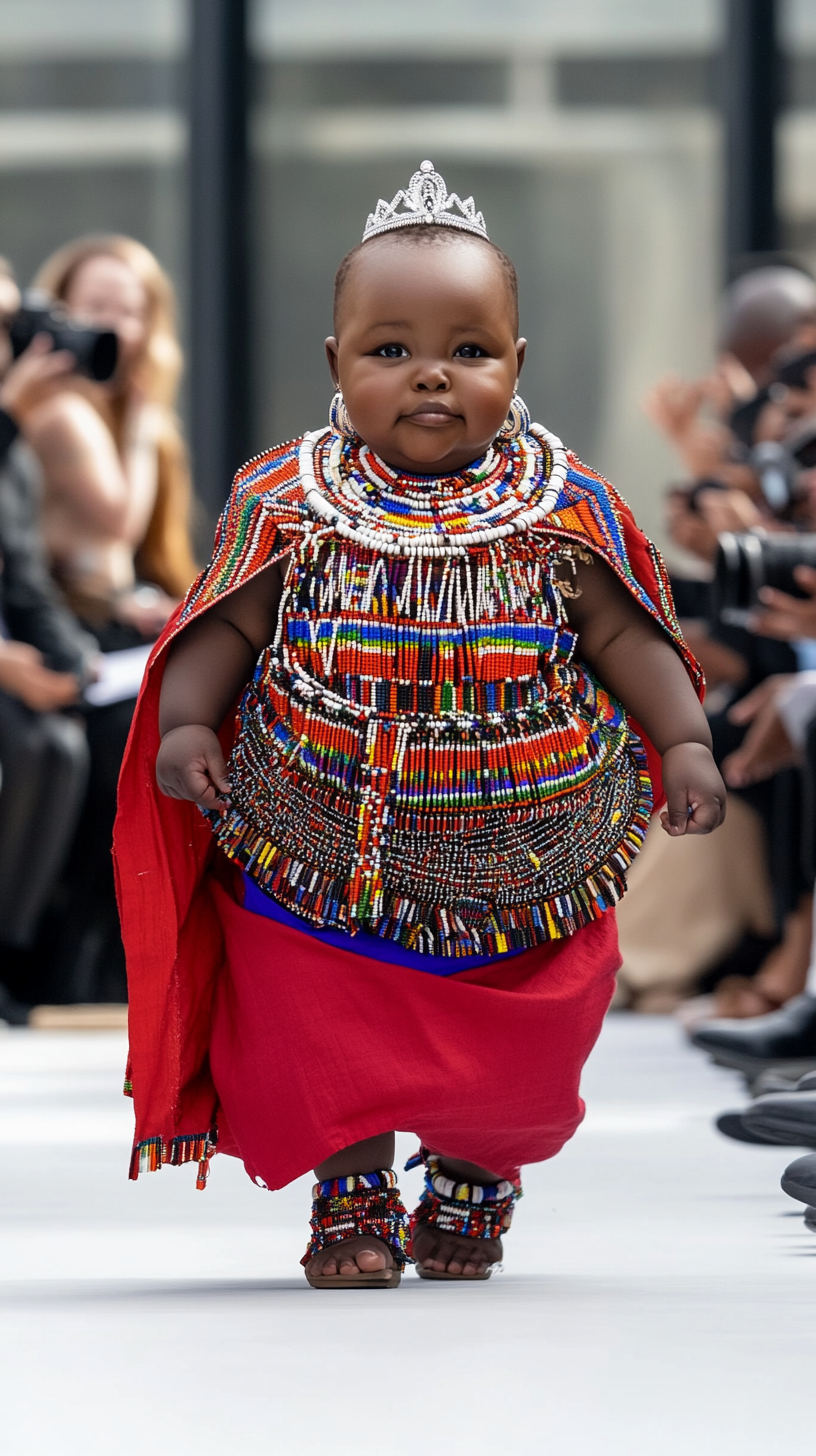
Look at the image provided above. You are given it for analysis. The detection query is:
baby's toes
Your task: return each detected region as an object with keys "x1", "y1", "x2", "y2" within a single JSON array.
[
  {"x1": 355, "y1": 1247, "x2": 387, "y2": 1273},
  {"x1": 424, "y1": 1254, "x2": 448, "y2": 1272}
]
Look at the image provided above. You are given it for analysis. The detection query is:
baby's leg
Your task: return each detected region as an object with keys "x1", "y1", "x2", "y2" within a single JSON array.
[{"x1": 305, "y1": 1133, "x2": 399, "y2": 1281}]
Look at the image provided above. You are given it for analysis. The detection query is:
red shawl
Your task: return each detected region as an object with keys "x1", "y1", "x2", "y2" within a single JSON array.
[{"x1": 114, "y1": 441, "x2": 702, "y2": 1180}]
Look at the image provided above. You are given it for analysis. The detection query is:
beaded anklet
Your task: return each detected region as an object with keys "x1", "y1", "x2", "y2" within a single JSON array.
[
  {"x1": 407, "y1": 1149, "x2": 522, "y2": 1245},
  {"x1": 301, "y1": 1169, "x2": 411, "y2": 1282}
]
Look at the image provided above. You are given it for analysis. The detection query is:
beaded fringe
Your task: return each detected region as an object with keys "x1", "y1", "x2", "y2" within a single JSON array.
[
  {"x1": 128, "y1": 1130, "x2": 217, "y2": 1190},
  {"x1": 213, "y1": 743, "x2": 651, "y2": 955},
  {"x1": 301, "y1": 1169, "x2": 411, "y2": 1269}
]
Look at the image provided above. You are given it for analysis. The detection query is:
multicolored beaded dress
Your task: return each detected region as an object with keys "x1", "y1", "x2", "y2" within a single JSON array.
[{"x1": 189, "y1": 423, "x2": 670, "y2": 957}]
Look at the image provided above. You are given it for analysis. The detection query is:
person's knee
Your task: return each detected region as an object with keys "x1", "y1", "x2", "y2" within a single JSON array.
[{"x1": 39, "y1": 712, "x2": 90, "y2": 780}]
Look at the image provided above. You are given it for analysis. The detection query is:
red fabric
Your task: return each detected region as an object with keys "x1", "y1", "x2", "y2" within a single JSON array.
[
  {"x1": 114, "y1": 449, "x2": 699, "y2": 1173},
  {"x1": 210, "y1": 882, "x2": 620, "y2": 1185}
]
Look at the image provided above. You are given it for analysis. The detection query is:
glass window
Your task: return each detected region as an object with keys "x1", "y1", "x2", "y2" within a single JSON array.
[
  {"x1": 781, "y1": 0, "x2": 816, "y2": 278},
  {"x1": 250, "y1": 0, "x2": 724, "y2": 547},
  {"x1": 9, "y1": 1, "x2": 816, "y2": 552},
  {"x1": 0, "y1": 0, "x2": 187, "y2": 351}
]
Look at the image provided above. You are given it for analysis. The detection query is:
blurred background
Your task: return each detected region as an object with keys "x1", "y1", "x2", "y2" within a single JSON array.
[{"x1": 2, "y1": 0, "x2": 814, "y2": 544}]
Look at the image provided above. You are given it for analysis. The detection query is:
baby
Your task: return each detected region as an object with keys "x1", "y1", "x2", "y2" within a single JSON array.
[{"x1": 116, "y1": 163, "x2": 725, "y2": 1287}]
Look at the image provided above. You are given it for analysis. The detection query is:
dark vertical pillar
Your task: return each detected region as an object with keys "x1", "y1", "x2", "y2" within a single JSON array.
[
  {"x1": 723, "y1": 0, "x2": 782, "y2": 270},
  {"x1": 188, "y1": 0, "x2": 250, "y2": 518}
]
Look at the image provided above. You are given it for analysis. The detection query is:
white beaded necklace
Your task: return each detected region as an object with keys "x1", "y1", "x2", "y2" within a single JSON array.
[{"x1": 299, "y1": 423, "x2": 568, "y2": 558}]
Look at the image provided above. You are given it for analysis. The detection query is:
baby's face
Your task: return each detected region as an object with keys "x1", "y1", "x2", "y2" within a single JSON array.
[{"x1": 326, "y1": 237, "x2": 525, "y2": 475}]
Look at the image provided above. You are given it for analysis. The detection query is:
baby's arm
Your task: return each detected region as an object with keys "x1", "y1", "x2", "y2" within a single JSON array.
[
  {"x1": 156, "y1": 558, "x2": 286, "y2": 812},
  {"x1": 563, "y1": 556, "x2": 726, "y2": 835}
]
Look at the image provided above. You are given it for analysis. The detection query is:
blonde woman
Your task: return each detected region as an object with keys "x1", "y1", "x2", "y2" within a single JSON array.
[{"x1": 25, "y1": 233, "x2": 196, "y2": 644}]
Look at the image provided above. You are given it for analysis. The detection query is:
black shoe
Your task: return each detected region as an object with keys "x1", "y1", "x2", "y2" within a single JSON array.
[
  {"x1": 690, "y1": 994, "x2": 816, "y2": 1075},
  {"x1": 743, "y1": 1090, "x2": 816, "y2": 1149},
  {"x1": 715, "y1": 1110, "x2": 795, "y2": 1145},
  {"x1": 781, "y1": 1151, "x2": 816, "y2": 1206},
  {"x1": 0, "y1": 980, "x2": 31, "y2": 1027},
  {"x1": 714, "y1": 1072, "x2": 816, "y2": 1145},
  {"x1": 805, "y1": 1206, "x2": 816, "y2": 1233},
  {"x1": 748, "y1": 1067, "x2": 816, "y2": 1095},
  {"x1": 749, "y1": 1069, "x2": 801, "y2": 1095}
]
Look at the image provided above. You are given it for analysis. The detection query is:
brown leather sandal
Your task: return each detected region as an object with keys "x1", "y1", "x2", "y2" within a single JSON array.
[{"x1": 301, "y1": 1169, "x2": 410, "y2": 1289}]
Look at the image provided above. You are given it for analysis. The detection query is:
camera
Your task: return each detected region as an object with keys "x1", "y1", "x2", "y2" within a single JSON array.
[
  {"x1": 8, "y1": 290, "x2": 117, "y2": 382},
  {"x1": 747, "y1": 426, "x2": 816, "y2": 513},
  {"x1": 712, "y1": 531, "x2": 816, "y2": 626}
]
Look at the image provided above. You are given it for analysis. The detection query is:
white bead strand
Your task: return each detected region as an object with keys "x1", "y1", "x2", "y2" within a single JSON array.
[{"x1": 298, "y1": 423, "x2": 568, "y2": 557}]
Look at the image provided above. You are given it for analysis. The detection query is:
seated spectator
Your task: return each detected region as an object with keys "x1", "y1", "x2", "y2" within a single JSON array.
[
  {"x1": 19, "y1": 236, "x2": 197, "y2": 1003},
  {"x1": 0, "y1": 259, "x2": 97, "y2": 1019}
]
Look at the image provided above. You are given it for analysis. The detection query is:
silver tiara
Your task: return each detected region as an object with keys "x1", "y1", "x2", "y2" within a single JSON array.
[{"x1": 363, "y1": 160, "x2": 489, "y2": 243}]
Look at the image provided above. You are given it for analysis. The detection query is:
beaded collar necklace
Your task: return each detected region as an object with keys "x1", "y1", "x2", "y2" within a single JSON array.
[{"x1": 300, "y1": 422, "x2": 567, "y2": 558}]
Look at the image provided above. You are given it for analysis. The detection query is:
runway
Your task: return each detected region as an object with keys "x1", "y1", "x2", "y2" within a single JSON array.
[{"x1": 1, "y1": 1013, "x2": 813, "y2": 1455}]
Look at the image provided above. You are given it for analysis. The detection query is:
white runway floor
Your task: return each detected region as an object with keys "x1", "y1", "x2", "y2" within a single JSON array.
[{"x1": 1, "y1": 1014, "x2": 814, "y2": 1455}]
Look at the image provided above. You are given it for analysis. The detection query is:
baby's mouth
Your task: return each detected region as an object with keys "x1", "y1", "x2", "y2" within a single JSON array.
[{"x1": 405, "y1": 403, "x2": 460, "y2": 428}]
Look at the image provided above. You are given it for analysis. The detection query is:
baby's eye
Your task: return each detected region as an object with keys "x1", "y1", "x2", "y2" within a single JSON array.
[
  {"x1": 375, "y1": 344, "x2": 409, "y2": 359},
  {"x1": 454, "y1": 344, "x2": 488, "y2": 359}
]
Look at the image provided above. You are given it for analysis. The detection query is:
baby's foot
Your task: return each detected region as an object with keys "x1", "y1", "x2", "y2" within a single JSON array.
[
  {"x1": 411, "y1": 1220, "x2": 501, "y2": 1278},
  {"x1": 305, "y1": 1234, "x2": 394, "y2": 1282}
]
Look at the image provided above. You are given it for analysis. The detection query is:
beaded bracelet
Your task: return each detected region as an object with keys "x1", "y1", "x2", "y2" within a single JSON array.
[{"x1": 301, "y1": 1168, "x2": 412, "y2": 1270}]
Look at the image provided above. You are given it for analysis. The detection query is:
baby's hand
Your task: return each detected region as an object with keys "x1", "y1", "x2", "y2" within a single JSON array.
[
  {"x1": 156, "y1": 724, "x2": 231, "y2": 813},
  {"x1": 659, "y1": 742, "x2": 726, "y2": 836}
]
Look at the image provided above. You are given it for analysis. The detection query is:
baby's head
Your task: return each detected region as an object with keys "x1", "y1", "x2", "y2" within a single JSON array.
[{"x1": 326, "y1": 166, "x2": 525, "y2": 475}]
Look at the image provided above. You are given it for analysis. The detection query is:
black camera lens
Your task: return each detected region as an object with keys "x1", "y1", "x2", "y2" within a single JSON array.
[
  {"x1": 8, "y1": 292, "x2": 117, "y2": 383},
  {"x1": 712, "y1": 531, "x2": 816, "y2": 625},
  {"x1": 86, "y1": 329, "x2": 118, "y2": 381}
]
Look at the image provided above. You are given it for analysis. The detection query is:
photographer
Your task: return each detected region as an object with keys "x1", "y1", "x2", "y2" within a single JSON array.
[
  {"x1": 23, "y1": 234, "x2": 196, "y2": 641},
  {"x1": 0, "y1": 260, "x2": 97, "y2": 1019}
]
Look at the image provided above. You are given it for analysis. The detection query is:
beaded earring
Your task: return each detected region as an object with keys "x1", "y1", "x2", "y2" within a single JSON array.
[
  {"x1": 496, "y1": 392, "x2": 532, "y2": 441},
  {"x1": 329, "y1": 389, "x2": 357, "y2": 438}
]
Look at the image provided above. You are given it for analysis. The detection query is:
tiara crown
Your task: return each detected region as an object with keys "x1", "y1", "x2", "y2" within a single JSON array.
[{"x1": 363, "y1": 160, "x2": 489, "y2": 243}]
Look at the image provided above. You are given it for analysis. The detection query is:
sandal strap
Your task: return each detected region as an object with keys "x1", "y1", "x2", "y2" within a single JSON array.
[
  {"x1": 301, "y1": 1168, "x2": 411, "y2": 1269},
  {"x1": 408, "y1": 1150, "x2": 522, "y2": 1242}
]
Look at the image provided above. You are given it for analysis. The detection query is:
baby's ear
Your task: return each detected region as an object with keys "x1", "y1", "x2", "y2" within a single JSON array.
[
  {"x1": 515, "y1": 339, "x2": 527, "y2": 373},
  {"x1": 325, "y1": 337, "x2": 339, "y2": 383}
]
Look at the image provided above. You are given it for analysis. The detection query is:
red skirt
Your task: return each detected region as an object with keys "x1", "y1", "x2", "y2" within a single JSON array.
[{"x1": 209, "y1": 881, "x2": 620, "y2": 1187}]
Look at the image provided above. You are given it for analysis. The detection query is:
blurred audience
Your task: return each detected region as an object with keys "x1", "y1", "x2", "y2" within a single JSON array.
[
  {"x1": 0, "y1": 259, "x2": 97, "y2": 1018},
  {"x1": 623, "y1": 264, "x2": 816, "y2": 1019},
  {"x1": 0, "y1": 238, "x2": 197, "y2": 1012}
]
